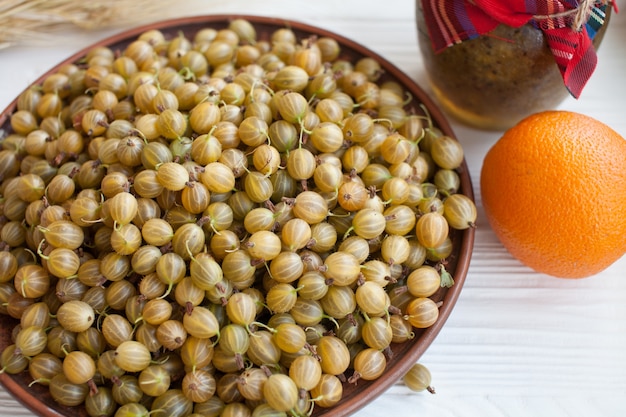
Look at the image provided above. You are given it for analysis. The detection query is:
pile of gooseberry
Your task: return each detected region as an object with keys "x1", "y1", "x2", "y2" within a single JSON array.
[{"x1": 0, "y1": 17, "x2": 476, "y2": 417}]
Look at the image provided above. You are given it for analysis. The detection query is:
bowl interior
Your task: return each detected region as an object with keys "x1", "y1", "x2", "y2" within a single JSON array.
[{"x1": 0, "y1": 14, "x2": 475, "y2": 417}]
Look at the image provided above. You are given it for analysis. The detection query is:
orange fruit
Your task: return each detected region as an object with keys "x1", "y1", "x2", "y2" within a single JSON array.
[{"x1": 480, "y1": 110, "x2": 626, "y2": 278}]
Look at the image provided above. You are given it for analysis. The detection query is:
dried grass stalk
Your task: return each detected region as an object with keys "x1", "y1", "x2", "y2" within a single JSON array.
[{"x1": 0, "y1": 0, "x2": 163, "y2": 49}]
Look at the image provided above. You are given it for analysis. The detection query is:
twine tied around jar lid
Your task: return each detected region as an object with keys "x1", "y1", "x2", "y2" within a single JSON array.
[
  {"x1": 532, "y1": 0, "x2": 609, "y2": 32},
  {"x1": 420, "y1": 0, "x2": 616, "y2": 98}
]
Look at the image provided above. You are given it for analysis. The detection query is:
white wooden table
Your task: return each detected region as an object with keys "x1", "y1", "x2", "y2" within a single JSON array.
[{"x1": 0, "y1": 1, "x2": 625, "y2": 416}]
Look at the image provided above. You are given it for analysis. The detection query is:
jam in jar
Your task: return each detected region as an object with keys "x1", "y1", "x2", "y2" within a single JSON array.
[{"x1": 416, "y1": 0, "x2": 612, "y2": 130}]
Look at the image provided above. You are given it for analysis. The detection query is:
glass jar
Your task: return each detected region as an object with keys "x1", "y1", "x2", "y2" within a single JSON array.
[{"x1": 416, "y1": 1, "x2": 612, "y2": 130}]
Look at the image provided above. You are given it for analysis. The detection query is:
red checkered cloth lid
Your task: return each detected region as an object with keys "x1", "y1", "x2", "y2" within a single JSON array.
[{"x1": 420, "y1": 0, "x2": 615, "y2": 98}]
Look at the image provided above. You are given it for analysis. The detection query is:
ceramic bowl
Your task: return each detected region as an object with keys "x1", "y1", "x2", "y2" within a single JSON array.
[{"x1": 0, "y1": 14, "x2": 475, "y2": 417}]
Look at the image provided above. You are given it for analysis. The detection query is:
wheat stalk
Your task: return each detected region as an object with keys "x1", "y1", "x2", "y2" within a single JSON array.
[{"x1": 0, "y1": 0, "x2": 163, "y2": 49}]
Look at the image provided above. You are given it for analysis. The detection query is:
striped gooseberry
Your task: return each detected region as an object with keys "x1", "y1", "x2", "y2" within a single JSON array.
[
  {"x1": 56, "y1": 300, "x2": 94, "y2": 333},
  {"x1": 239, "y1": 116, "x2": 270, "y2": 148},
  {"x1": 180, "y1": 181, "x2": 211, "y2": 214},
  {"x1": 403, "y1": 363, "x2": 435, "y2": 393},
  {"x1": 390, "y1": 313, "x2": 416, "y2": 343},
  {"x1": 320, "y1": 251, "x2": 360, "y2": 287},
  {"x1": 174, "y1": 277, "x2": 204, "y2": 311},
  {"x1": 111, "y1": 375, "x2": 143, "y2": 405},
  {"x1": 434, "y1": 168, "x2": 461, "y2": 195},
  {"x1": 350, "y1": 347, "x2": 387, "y2": 383},
  {"x1": 39, "y1": 220, "x2": 84, "y2": 250},
  {"x1": 405, "y1": 297, "x2": 440, "y2": 328},
  {"x1": 132, "y1": 169, "x2": 163, "y2": 199},
  {"x1": 380, "y1": 234, "x2": 411, "y2": 265},
  {"x1": 156, "y1": 252, "x2": 187, "y2": 298},
  {"x1": 316, "y1": 335, "x2": 350, "y2": 376},
  {"x1": 138, "y1": 365, "x2": 171, "y2": 397},
  {"x1": 310, "y1": 374, "x2": 343, "y2": 408},
  {"x1": 297, "y1": 271, "x2": 329, "y2": 301},
  {"x1": 337, "y1": 235, "x2": 370, "y2": 264},
  {"x1": 189, "y1": 252, "x2": 223, "y2": 291},
  {"x1": 55, "y1": 277, "x2": 88, "y2": 303},
  {"x1": 290, "y1": 191, "x2": 328, "y2": 224},
  {"x1": 383, "y1": 204, "x2": 416, "y2": 236},
  {"x1": 142, "y1": 298, "x2": 173, "y2": 326},
  {"x1": 69, "y1": 196, "x2": 102, "y2": 227},
  {"x1": 418, "y1": 195, "x2": 444, "y2": 215},
  {"x1": 104, "y1": 279, "x2": 136, "y2": 311},
  {"x1": 355, "y1": 281, "x2": 390, "y2": 317},
  {"x1": 130, "y1": 245, "x2": 161, "y2": 276},
  {"x1": 286, "y1": 148, "x2": 316, "y2": 182},
  {"x1": 155, "y1": 319, "x2": 188, "y2": 351},
  {"x1": 337, "y1": 180, "x2": 368, "y2": 212},
  {"x1": 361, "y1": 315, "x2": 393, "y2": 350},
  {"x1": 14, "y1": 264, "x2": 50, "y2": 298},
  {"x1": 263, "y1": 374, "x2": 299, "y2": 413},
  {"x1": 280, "y1": 218, "x2": 312, "y2": 252},
  {"x1": 15, "y1": 326, "x2": 48, "y2": 357},
  {"x1": 99, "y1": 251, "x2": 131, "y2": 282},
  {"x1": 20, "y1": 302, "x2": 50, "y2": 329},
  {"x1": 225, "y1": 291, "x2": 257, "y2": 327},
  {"x1": 377, "y1": 105, "x2": 407, "y2": 129},
  {"x1": 179, "y1": 336, "x2": 214, "y2": 373},
  {"x1": 100, "y1": 171, "x2": 130, "y2": 199},
  {"x1": 190, "y1": 132, "x2": 222, "y2": 165},
  {"x1": 62, "y1": 350, "x2": 96, "y2": 385},
  {"x1": 46, "y1": 327, "x2": 77, "y2": 358},
  {"x1": 415, "y1": 211, "x2": 449, "y2": 249},
  {"x1": 406, "y1": 265, "x2": 441, "y2": 298},
  {"x1": 171, "y1": 222, "x2": 205, "y2": 260},
  {"x1": 443, "y1": 193, "x2": 478, "y2": 230},
  {"x1": 243, "y1": 171, "x2": 274, "y2": 204},
  {"x1": 268, "y1": 119, "x2": 298, "y2": 153},
  {"x1": 270, "y1": 169, "x2": 298, "y2": 203},
  {"x1": 310, "y1": 121, "x2": 344, "y2": 153},
  {"x1": 101, "y1": 314, "x2": 133, "y2": 348},
  {"x1": 314, "y1": 98, "x2": 343, "y2": 124},
  {"x1": 182, "y1": 305, "x2": 220, "y2": 339},
  {"x1": 313, "y1": 162, "x2": 343, "y2": 193},
  {"x1": 202, "y1": 201, "x2": 234, "y2": 235},
  {"x1": 110, "y1": 223, "x2": 142, "y2": 255},
  {"x1": 430, "y1": 135, "x2": 464, "y2": 170},
  {"x1": 307, "y1": 221, "x2": 338, "y2": 253},
  {"x1": 182, "y1": 369, "x2": 216, "y2": 403},
  {"x1": 247, "y1": 330, "x2": 281, "y2": 368},
  {"x1": 268, "y1": 250, "x2": 304, "y2": 284},
  {"x1": 244, "y1": 230, "x2": 282, "y2": 261},
  {"x1": 222, "y1": 250, "x2": 257, "y2": 289},
  {"x1": 141, "y1": 141, "x2": 173, "y2": 170},
  {"x1": 271, "y1": 65, "x2": 309, "y2": 92},
  {"x1": 156, "y1": 161, "x2": 190, "y2": 191},
  {"x1": 218, "y1": 324, "x2": 249, "y2": 368},
  {"x1": 236, "y1": 367, "x2": 267, "y2": 402},
  {"x1": 348, "y1": 208, "x2": 386, "y2": 240},
  {"x1": 251, "y1": 144, "x2": 281, "y2": 176},
  {"x1": 243, "y1": 207, "x2": 277, "y2": 234},
  {"x1": 381, "y1": 176, "x2": 410, "y2": 205},
  {"x1": 28, "y1": 352, "x2": 62, "y2": 386},
  {"x1": 380, "y1": 132, "x2": 411, "y2": 164},
  {"x1": 48, "y1": 374, "x2": 89, "y2": 407},
  {"x1": 156, "y1": 108, "x2": 188, "y2": 140},
  {"x1": 271, "y1": 322, "x2": 306, "y2": 354},
  {"x1": 426, "y1": 237, "x2": 454, "y2": 263},
  {"x1": 319, "y1": 285, "x2": 356, "y2": 320},
  {"x1": 405, "y1": 239, "x2": 428, "y2": 269},
  {"x1": 289, "y1": 354, "x2": 323, "y2": 392},
  {"x1": 266, "y1": 283, "x2": 299, "y2": 313}
]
